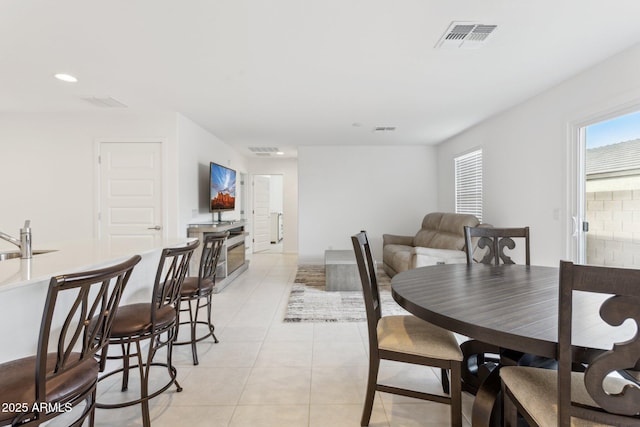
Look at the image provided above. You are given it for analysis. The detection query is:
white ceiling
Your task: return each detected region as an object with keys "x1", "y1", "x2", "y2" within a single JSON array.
[{"x1": 2, "y1": 1, "x2": 640, "y2": 158}]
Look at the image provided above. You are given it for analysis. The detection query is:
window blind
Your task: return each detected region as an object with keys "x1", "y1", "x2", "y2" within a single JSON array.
[{"x1": 455, "y1": 149, "x2": 483, "y2": 222}]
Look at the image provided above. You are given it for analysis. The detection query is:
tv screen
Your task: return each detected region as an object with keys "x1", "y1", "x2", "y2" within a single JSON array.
[{"x1": 209, "y1": 162, "x2": 236, "y2": 212}]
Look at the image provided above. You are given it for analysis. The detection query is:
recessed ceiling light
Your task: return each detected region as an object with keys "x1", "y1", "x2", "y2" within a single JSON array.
[
  {"x1": 54, "y1": 73, "x2": 78, "y2": 83},
  {"x1": 276, "y1": 151, "x2": 284, "y2": 156}
]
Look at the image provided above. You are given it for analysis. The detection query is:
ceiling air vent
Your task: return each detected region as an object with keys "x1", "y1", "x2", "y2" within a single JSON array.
[
  {"x1": 248, "y1": 147, "x2": 280, "y2": 153},
  {"x1": 436, "y1": 22, "x2": 497, "y2": 49},
  {"x1": 81, "y1": 96, "x2": 128, "y2": 108},
  {"x1": 373, "y1": 126, "x2": 396, "y2": 132}
]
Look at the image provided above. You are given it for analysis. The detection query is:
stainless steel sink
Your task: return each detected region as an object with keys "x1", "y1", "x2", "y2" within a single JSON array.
[{"x1": 0, "y1": 250, "x2": 56, "y2": 261}]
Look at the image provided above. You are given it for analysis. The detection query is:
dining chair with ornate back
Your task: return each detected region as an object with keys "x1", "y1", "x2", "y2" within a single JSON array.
[
  {"x1": 500, "y1": 260, "x2": 640, "y2": 426},
  {"x1": 461, "y1": 226, "x2": 534, "y2": 394},
  {"x1": 464, "y1": 226, "x2": 530, "y2": 266},
  {"x1": 96, "y1": 240, "x2": 198, "y2": 427},
  {"x1": 0, "y1": 255, "x2": 141, "y2": 427},
  {"x1": 352, "y1": 231, "x2": 463, "y2": 427},
  {"x1": 175, "y1": 231, "x2": 228, "y2": 365}
]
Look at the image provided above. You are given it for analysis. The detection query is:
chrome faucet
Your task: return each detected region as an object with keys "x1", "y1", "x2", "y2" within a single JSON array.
[{"x1": 0, "y1": 220, "x2": 32, "y2": 259}]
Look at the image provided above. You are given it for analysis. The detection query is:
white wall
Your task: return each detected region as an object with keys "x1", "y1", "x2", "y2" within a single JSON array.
[
  {"x1": 0, "y1": 111, "x2": 251, "y2": 254},
  {"x1": 176, "y1": 114, "x2": 248, "y2": 234},
  {"x1": 0, "y1": 111, "x2": 178, "y2": 250},
  {"x1": 247, "y1": 157, "x2": 298, "y2": 254},
  {"x1": 298, "y1": 145, "x2": 438, "y2": 264},
  {"x1": 436, "y1": 43, "x2": 640, "y2": 267}
]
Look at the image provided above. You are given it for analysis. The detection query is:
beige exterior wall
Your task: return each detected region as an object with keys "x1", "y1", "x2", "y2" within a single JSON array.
[{"x1": 586, "y1": 175, "x2": 640, "y2": 267}]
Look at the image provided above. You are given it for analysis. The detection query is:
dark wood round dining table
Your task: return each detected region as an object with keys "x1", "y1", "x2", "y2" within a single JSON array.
[
  {"x1": 390, "y1": 263, "x2": 635, "y2": 426},
  {"x1": 391, "y1": 263, "x2": 630, "y2": 359}
]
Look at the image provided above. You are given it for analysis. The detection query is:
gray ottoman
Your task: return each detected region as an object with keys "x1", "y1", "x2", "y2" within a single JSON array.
[{"x1": 324, "y1": 250, "x2": 367, "y2": 291}]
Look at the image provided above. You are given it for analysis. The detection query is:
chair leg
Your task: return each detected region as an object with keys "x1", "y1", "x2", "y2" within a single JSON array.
[
  {"x1": 121, "y1": 342, "x2": 130, "y2": 391},
  {"x1": 188, "y1": 299, "x2": 199, "y2": 365},
  {"x1": 88, "y1": 389, "x2": 96, "y2": 427},
  {"x1": 206, "y1": 294, "x2": 219, "y2": 343},
  {"x1": 96, "y1": 327, "x2": 184, "y2": 426},
  {"x1": 361, "y1": 357, "x2": 380, "y2": 427},
  {"x1": 138, "y1": 340, "x2": 151, "y2": 427},
  {"x1": 166, "y1": 328, "x2": 183, "y2": 392},
  {"x1": 450, "y1": 362, "x2": 462, "y2": 427},
  {"x1": 441, "y1": 368, "x2": 450, "y2": 394}
]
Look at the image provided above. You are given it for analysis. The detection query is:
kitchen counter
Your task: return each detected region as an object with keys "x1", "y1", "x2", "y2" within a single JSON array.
[
  {"x1": 0, "y1": 237, "x2": 195, "y2": 362},
  {"x1": 0, "y1": 237, "x2": 193, "y2": 290}
]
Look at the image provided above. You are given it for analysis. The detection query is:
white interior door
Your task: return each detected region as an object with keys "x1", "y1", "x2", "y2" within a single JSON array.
[
  {"x1": 99, "y1": 141, "x2": 163, "y2": 251},
  {"x1": 253, "y1": 175, "x2": 271, "y2": 252}
]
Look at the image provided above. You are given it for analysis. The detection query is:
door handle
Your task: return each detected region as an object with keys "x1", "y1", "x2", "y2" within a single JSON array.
[{"x1": 148, "y1": 226, "x2": 162, "y2": 230}]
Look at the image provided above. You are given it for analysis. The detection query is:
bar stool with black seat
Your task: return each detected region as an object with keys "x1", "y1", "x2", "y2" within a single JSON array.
[
  {"x1": 96, "y1": 240, "x2": 198, "y2": 427},
  {"x1": 352, "y1": 231, "x2": 463, "y2": 427},
  {"x1": 501, "y1": 261, "x2": 640, "y2": 426},
  {"x1": 175, "y1": 231, "x2": 228, "y2": 365},
  {"x1": 0, "y1": 255, "x2": 141, "y2": 427}
]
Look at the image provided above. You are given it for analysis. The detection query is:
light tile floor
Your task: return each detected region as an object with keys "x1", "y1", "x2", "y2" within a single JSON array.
[{"x1": 65, "y1": 252, "x2": 475, "y2": 426}]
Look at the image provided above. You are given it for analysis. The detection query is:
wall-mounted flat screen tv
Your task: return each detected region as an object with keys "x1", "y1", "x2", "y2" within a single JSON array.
[{"x1": 210, "y1": 162, "x2": 236, "y2": 212}]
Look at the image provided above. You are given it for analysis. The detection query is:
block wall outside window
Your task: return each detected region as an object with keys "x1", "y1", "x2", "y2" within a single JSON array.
[{"x1": 586, "y1": 177, "x2": 640, "y2": 267}]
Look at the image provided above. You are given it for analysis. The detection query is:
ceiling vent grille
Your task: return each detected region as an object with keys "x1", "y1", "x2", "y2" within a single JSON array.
[
  {"x1": 373, "y1": 126, "x2": 396, "y2": 132},
  {"x1": 255, "y1": 152, "x2": 271, "y2": 157},
  {"x1": 81, "y1": 96, "x2": 128, "y2": 108},
  {"x1": 436, "y1": 22, "x2": 497, "y2": 49},
  {"x1": 248, "y1": 147, "x2": 280, "y2": 153}
]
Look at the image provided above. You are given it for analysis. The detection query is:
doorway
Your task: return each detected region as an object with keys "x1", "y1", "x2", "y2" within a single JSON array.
[
  {"x1": 252, "y1": 174, "x2": 284, "y2": 254},
  {"x1": 98, "y1": 141, "x2": 164, "y2": 251},
  {"x1": 576, "y1": 109, "x2": 640, "y2": 266}
]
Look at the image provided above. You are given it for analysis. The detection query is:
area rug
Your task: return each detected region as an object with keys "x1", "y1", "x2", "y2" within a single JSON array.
[{"x1": 283, "y1": 265, "x2": 409, "y2": 322}]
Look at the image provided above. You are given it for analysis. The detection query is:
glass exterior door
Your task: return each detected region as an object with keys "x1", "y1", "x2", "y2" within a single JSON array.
[{"x1": 578, "y1": 110, "x2": 640, "y2": 267}]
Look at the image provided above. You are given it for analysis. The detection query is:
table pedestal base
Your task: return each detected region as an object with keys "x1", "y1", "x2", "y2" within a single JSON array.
[{"x1": 472, "y1": 366, "x2": 502, "y2": 427}]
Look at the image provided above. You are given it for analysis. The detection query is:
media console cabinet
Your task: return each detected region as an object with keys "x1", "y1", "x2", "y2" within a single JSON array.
[{"x1": 187, "y1": 220, "x2": 249, "y2": 293}]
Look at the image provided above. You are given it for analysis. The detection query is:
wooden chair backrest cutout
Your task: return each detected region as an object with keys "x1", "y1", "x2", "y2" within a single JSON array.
[
  {"x1": 464, "y1": 226, "x2": 530, "y2": 265},
  {"x1": 558, "y1": 261, "x2": 640, "y2": 426}
]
